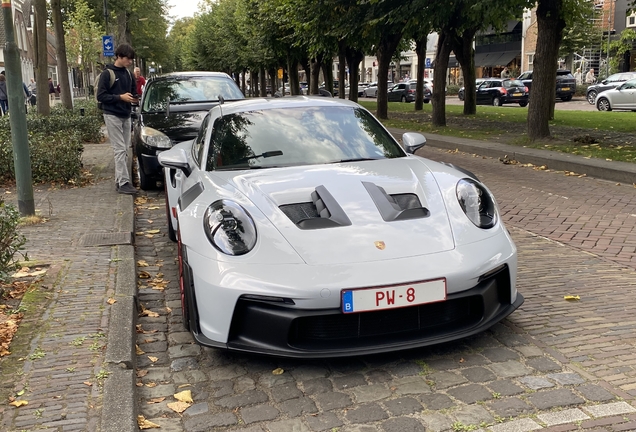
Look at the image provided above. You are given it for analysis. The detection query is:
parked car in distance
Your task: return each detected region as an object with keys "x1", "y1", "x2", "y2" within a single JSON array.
[
  {"x1": 387, "y1": 81, "x2": 431, "y2": 103},
  {"x1": 476, "y1": 78, "x2": 529, "y2": 107},
  {"x1": 595, "y1": 78, "x2": 636, "y2": 111},
  {"x1": 517, "y1": 69, "x2": 576, "y2": 101},
  {"x1": 586, "y1": 72, "x2": 636, "y2": 104},
  {"x1": 158, "y1": 96, "x2": 523, "y2": 357},
  {"x1": 362, "y1": 81, "x2": 394, "y2": 98},
  {"x1": 133, "y1": 72, "x2": 245, "y2": 190},
  {"x1": 458, "y1": 78, "x2": 487, "y2": 101}
]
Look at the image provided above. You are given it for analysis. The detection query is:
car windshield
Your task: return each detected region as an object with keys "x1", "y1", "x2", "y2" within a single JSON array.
[
  {"x1": 503, "y1": 80, "x2": 524, "y2": 88},
  {"x1": 142, "y1": 76, "x2": 244, "y2": 112},
  {"x1": 207, "y1": 106, "x2": 405, "y2": 170}
]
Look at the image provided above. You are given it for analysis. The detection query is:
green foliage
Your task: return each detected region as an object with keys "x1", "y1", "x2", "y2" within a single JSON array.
[
  {"x1": 559, "y1": 0, "x2": 602, "y2": 59},
  {"x1": 447, "y1": 84, "x2": 460, "y2": 96},
  {"x1": 0, "y1": 198, "x2": 27, "y2": 281},
  {"x1": 608, "y1": 29, "x2": 636, "y2": 73}
]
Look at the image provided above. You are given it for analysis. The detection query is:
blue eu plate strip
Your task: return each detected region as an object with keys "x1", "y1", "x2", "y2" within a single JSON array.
[{"x1": 342, "y1": 291, "x2": 354, "y2": 313}]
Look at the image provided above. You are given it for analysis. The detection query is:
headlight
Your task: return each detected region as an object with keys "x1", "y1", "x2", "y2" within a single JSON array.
[
  {"x1": 141, "y1": 127, "x2": 172, "y2": 149},
  {"x1": 456, "y1": 178, "x2": 498, "y2": 229},
  {"x1": 203, "y1": 200, "x2": 257, "y2": 255}
]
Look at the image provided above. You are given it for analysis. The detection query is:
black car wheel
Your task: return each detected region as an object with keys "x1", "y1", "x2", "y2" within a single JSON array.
[
  {"x1": 519, "y1": 101, "x2": 528, "y2": 107},
  {"x1": 492, "y1": 96, "x2": 502, "y2": 106},
  {"x1": 597, "y1": 98, "x2": 611, "y2": 111},
  {"x1": 401, "y1": 95, "x2": 406, "y2": 103},
  {"x1": 561, "y1": 95, "x2": 573, "y2": 102},
  {"x1": 138, "y1": 159, "x2": 155, "y2": 190},
  {"x1": 458, "y1": 90, "x2": 464, "y2": 101},
  {"x1": 587, "y1": 90, "x2": 597, "y2": 104}
]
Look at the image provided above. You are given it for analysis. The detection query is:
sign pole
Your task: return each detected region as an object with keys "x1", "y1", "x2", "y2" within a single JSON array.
[{"x1": 2, "y1": 0, "x2": 34, "y2": 216}]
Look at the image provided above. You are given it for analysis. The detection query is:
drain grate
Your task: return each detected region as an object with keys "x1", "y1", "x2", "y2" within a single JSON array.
[{"x1": 79, "y1": 232, "x2": 133, "y2": 247}]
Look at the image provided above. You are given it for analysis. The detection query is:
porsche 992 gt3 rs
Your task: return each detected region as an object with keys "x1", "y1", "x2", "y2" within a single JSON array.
[{"x1": 158, "y1": 96, "x2": 523, "y2": 358}]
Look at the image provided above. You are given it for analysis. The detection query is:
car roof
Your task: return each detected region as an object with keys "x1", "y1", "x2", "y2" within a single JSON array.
[{"x1": 211, "y1": 96, "x2": 361, "y2": 116}]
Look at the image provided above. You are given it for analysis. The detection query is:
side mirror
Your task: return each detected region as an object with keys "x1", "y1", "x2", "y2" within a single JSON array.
[
  {"x1": 158, "y1": 148, "x2": 191, "y2": 176},
  {"x1": 402, "y1": 132, "x2": 427, "y2": 154}
]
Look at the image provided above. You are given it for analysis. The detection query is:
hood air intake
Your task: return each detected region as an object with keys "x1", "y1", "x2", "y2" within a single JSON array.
[
  {"x1": 279, "y1": 185, "x2": 352, "y2": 230},
  {"x1": 362, "y1": 182, "x2": 430, "y2": 222}
]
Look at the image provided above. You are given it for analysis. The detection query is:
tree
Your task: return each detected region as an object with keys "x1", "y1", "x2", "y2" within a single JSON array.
[
  {"x1": 51, "y1": 0, "x2": 73, "y2": 109},
  {"x1": 33, "y1": 0, "x2": 50, "y2": 115},
  {"x1": 558, "y1": 0, "x2": 600, "y2": 70},
  {"x1": 608, "y1": 28, "x2": 636, "y2": 73},
  {"x1": 527, "y1": 0, "x2": 567, "y2": 140},
  {"x1": 66, "y1": 0, "x2": 104, "y2": 90}
]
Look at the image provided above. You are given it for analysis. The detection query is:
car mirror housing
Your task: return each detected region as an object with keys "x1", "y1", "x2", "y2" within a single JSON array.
[
  {"x1": 158, "y1": 148, "x2": 191, "y2": 176},
  {"x1": 402, "y1": 132, "x2": 427, "y2": 154}
]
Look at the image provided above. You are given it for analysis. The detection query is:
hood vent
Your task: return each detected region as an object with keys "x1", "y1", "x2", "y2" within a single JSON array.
[
  {"x1": 279, "y1": 185, "x2": 352, "y2": 230},
  {"x1": 362, "y1": 182, "x2": 430, "y2": 222}
]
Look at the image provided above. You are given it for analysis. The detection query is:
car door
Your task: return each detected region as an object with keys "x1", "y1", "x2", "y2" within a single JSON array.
[
  {"x1": 388, "y1": 83, "x2": 406, "y2": 101},
  {"x1": 614, "y1": 80, "x2": 636, "y2": 109},
  {"x1": 476, "y1": 81, "x2": 491, "y2": 104}
]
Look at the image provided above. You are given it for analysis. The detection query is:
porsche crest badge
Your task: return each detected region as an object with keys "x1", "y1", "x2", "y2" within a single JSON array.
[{"x1": 374, "y1": 241, "x2": 386, "y2": 250}]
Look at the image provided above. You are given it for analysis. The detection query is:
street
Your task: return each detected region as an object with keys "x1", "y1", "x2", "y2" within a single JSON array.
[{"x1": 133, "y1": 145, "x2": 636, "y2": 431}]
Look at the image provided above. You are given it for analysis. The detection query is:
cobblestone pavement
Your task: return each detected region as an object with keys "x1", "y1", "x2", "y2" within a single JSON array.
[
  {"x1": 134, "y1": 146, "x2": 636, "y2": 432},
  {"x1": 0, "y1": 144, "x2": 124, "y2": 431}
]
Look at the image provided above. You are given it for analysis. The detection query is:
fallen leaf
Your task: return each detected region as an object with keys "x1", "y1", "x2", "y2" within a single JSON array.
[
  {"x1": 148, "y1": 356, "x2": 158, "y2": 363},
  {"x1": 83, "y1": 381, "x2": 93, "y2": 386},
  {"x1": 177, "y1": 384, "x2": 192, "y2": 388},
  {"x1": 136, "y1": 345, "x2": 145, "y2": 355},
  {"x1": 136, "y1": 382, "x2": 144, "y2": 387},
  {"x1": 138, "y1": 271, "x2": 152, "y2": 279},
  {"x1": 459, "y1": 358, "x2": 465, "y2": 363},
  {"x1": 145, "y1": 382, "x2": 157, "y2": 388},
  {"x1": 137, "y1": 370, "x2": 149, "y2": 378},
  {"x1": 148, "y1": 397, "x2": 166, "y2": 404},
  {"x1": 145, "y1": 234, "x2": 155, "y2": 239},
  {"x1": 173, "y1": 390, "x2": 193, "y2": 403},
  {"x1": 272, "y1": 368, "x2": 284, "y2": 375},
  {"x1": 137, "y1": 415, "x2": 160, "y2": 429},
  {"x1": 165, "y1": 307, "x2": 172, "y2": 314},
  {"x1": 564, "y1": 295, "x2": 580, "y2": 301},
  {"x1": 137, "y1": 260, "x2": 149, "y2": 267},
  {"x1": 135, "y1": 231, "x2": 145, "y2": 236},
  {"x1": 148, "y1": 206, "x2": 161, "y2": 210},
  {"x1": 107, "y1": 298, "x2": 117, "y2": 305},
  {"x1": 9, "y1": 400, "x2": 28, "y2": 407},
  {"x1": 167, "y1": 401, "x2": 190, "y2": 413}
]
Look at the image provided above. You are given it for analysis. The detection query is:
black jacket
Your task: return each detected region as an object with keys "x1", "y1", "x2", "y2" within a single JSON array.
[{"x1": 96, "y1": 64, "x2": 138, "y2": 118}]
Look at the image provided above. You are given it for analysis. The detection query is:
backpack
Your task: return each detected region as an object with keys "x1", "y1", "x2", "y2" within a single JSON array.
[{"x1": 96, "y1": 68, "x2": 133, "y2": 110}]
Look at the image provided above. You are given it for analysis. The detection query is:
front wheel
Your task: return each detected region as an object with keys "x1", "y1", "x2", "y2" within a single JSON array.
[
  {"x1": 458, "y1": 91, "x2": 464, "y2": 101},
  {"x1": 492, "y1": 96, "x2": 502, "y2": 106},
  {"x1": 519, "y1": 101, "x2": 528, "y2": 107},
  {"x1": 138, "y1": 160, "x2": 155, "y2": 190},
  {"x1": 561, "y1": 95, "x2": 573, "y2": 102},
  {"x1": 586, "y1": 90, "x2": 597, "y2": 104},
  {"x1": 401, "y1": 95, "x2": 406, "y2": 103},
  {"x1": 597, "y1": 98, "x2": 611, "y2": 111}
]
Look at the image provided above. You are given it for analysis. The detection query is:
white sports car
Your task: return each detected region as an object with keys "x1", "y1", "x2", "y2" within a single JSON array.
[{"x1": 159, "y1": 96, "x2": 523, "y2": 358}]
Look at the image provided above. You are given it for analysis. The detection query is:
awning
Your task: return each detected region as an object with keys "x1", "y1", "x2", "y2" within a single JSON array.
[{"x1": 475, "y1": 51, "x2": 519, "y2": 67}]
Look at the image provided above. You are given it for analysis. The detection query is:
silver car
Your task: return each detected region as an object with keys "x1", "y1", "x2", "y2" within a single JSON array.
[{"x1": 595, "y1": 78, "x2": 636, "y2": 111}]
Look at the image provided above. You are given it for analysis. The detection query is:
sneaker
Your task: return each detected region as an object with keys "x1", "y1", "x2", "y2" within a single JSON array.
[
  {"x1": 115, "y1": 182, "x2": 119, "y2": 191},
  {"x1": 117, "y1": 182, "x2": 137, "y2": 195}
]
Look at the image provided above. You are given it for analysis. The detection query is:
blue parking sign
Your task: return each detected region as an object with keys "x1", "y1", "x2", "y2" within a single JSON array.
[
  {"x1": 102, "y1": 36, "x2": 115, "y2": 57},
  {"x1": 425, "y1": 58, "x2": 431, "y2": 68}
]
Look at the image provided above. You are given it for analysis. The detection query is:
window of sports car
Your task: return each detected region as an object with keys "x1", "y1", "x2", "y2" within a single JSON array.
[
  {"x1": 142, "y1": 76, "x2": 245, "y2": 112},
  {"x1": 206, "y1": 107, "x2": 405, "y2": 170}
]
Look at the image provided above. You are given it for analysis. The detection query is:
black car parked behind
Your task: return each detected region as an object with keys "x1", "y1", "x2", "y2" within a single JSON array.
[
  {"x1": 517, "y1": 69, "x2": 576, "y2": 101},
  {"x1": 133, "y1": 72, "x2": 244, "y2": 190},
  {"x1": 387, "y1": 81, "x2": 431, "y2": 103},
  {"x1": 476, "y1": 78, "x2": 529, "y2": 107}
]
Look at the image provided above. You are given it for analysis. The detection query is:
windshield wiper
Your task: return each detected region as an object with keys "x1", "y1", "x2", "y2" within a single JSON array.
[
  {"x1": 336, "y1": 158, "x2": 379, "y2": 163},
  {"x1": 243, "y1": 150, "x2": 283, "y2": 160}
]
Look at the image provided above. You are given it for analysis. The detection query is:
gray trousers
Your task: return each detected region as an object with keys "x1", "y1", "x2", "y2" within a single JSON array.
[{"x1": 104, "y1": 114, "x2": 132, "y2": 187}]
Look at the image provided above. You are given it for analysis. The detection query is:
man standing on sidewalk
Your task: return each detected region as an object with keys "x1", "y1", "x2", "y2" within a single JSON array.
[{"x1": 97, "y1": 43, "x2": 139, "y2": 195}]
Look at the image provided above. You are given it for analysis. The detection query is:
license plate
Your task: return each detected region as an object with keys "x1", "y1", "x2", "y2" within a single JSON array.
[
  {"x1": 561, "y1": 87, "x2": 570, "y2": 91},
  {"x1": 513, "y1": 93, "x2": 522, "y2": 96},
  {"x1": 342, "y1": 279, "x2": 446, "y2": 313}
]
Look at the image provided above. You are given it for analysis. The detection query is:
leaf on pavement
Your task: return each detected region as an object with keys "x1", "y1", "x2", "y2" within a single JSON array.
[
  {"x1": 83, "y1": 381, "x2": 92, "y2": 386},
  {"x1": 145, "y1": 382, "x2": 157, "y2": 388},
  {"x1": 136, "y1": 345, "x2": 145, "y2": 355},
  {"x1": 138, "y1": 271, "x2": 152, "y2": 279},
  {"x1": 147, "y1": 397, "x2": 165, "y2": 404},
  {"x1": 9, "y1": 400, "x2": 28, "y2": 407},
  {"x1": 148, "y1": 206, "x2": 161, "y2": 210},
  {"x1": 173, "y1": 390, "x2": 193, "y2": 403},
  {"x1": 137, "y1": 260, "x2": 149, "y2": 267},
  {"x1": 137, "y1": 415, "x2": 160, "y2": 429},
  {"x1": 148, "y1": 356, "x2": 158, "y2": 363},
  {"x1": 167, "y1": 401, "x2": 190, "y2": 413},
  {"x1": 137, "y1": 369, "x2": 148, "y2": 378},
  {"x1": 107, "y1": 298, "x2": 117, "y2": 305},
  {"x1": 564, "y1": 295, "x2": 580, "y2": 301},
  {"x1": 146, "y1": 229, "x2": 161, "y2": 234},
  {"x1": 272, "y1": 368, "x2": 284, "y2": 375}
]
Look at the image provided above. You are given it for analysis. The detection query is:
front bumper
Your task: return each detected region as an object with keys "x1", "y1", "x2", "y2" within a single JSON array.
[
  {"x1": 140, "y1": 151, "x2": 165, "y2": 180},
  {"x1": 191, "y1": 265, "x2": 523, "y2": 358}
]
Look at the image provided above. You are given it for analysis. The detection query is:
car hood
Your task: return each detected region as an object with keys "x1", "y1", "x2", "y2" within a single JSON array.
[
  {"x1": 141, "y1": 110, "x2": 208, "y2": 142},
  {"x1": 208, "y1": 158, "x2": 456, "y2": 266}
]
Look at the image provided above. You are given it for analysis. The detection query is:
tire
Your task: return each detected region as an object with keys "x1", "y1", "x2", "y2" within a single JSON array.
[
  {"x1": 597, "y1": 98, "x2": 611, "y2": 111},
  {"x1": 164, "y1": 183, "x2": 177, "y2": 242},
  {"x1": 458, "y1": 91, "x2": 464, "y2": 101},
  {"x1": 401, "y1": 95, "x2": 406, "y2": 103},
  {"x1": 586, "y1": 90, "x2": 597, "y2": 104},
  {"x1": 492, "y1": 96, "x2": 502, "y2": 106},
  {"x1": 424, "y1": 99, "x2": 430, "y2": 104},
  {"x1": 561, "y1": 95, "x2": 572, "y2": 102},
  {"x1": 138, "y1": 160, "x2": 155, "y2": 190},
  {"x1": 519, "y1": 101, "x2": 528, "y2": 107}
]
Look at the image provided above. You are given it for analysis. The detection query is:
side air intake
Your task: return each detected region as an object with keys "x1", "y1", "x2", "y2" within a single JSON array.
[
  {"x1": 279, "y1": 185, "x2": 351, "y2": 230},
  {"x1": 362, "y1": 182, "x2": 430, "y2": 222}
]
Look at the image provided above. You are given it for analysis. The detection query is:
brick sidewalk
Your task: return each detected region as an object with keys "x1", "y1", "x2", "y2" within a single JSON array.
[{"x1": 0, "y1": 144, "x2": 128, "y2": 431}]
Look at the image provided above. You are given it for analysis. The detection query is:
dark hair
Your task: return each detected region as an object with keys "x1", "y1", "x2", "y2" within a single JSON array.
[{"x1": 115, "y1": 43, "x2": 135, "y2": 60}]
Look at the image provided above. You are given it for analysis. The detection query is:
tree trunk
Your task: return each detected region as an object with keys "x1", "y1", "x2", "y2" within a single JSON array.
[
  {"x1": 116, "y1": 11, "x2": 131, "y2": 46},
  {"x1": 288, "y1": 56, "x2": 300, "y2": 96},
  {"x1": 527, "y1": 0, "x2": 566, "y2": 140},
  {"x1": 268, "y1": 68, "x2": 276, "y2": 96},
  {"x1": 34, "y1": 0, "x2": 50, "y2": 115},
  {"x1": 452, "y1": 30, "x2": 477, "y2": 115},
  {"x1": 301, "y1": 57, "x2": 311, "y2": 90},
  {"x1": 338, "y1": 41, "x2": 346, "y2": 99},
  {"x1": 51, "y1": 0, "x2": 73, "y2": 109},
  {"x1": 251, "y1": 71, "x2": 258, "y2": 97},
  {"x1": 414, "y1": 36, "x2": 427, "y2": 111},
  {"x1": 309, "y1": 55, "x2": 323, "y2": 95},
  {"x1": 432, "y1": 31, "x2": 452, "y2": 127},
  {"x1": 322, "y1": 56, "x2": 333, "y2": 95},
  {"x1": 241, "y1": 68, "x2": 246, "y2": 95},
  {"x1": 259, "y1": 67, "x2": 267, "y2": 97},
  {"x1": 346, "y1": 48, "x2": 364, "y2": 103},
  {"x1": 376, "y1": 32, "x2": 403, "y2": 120}
]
